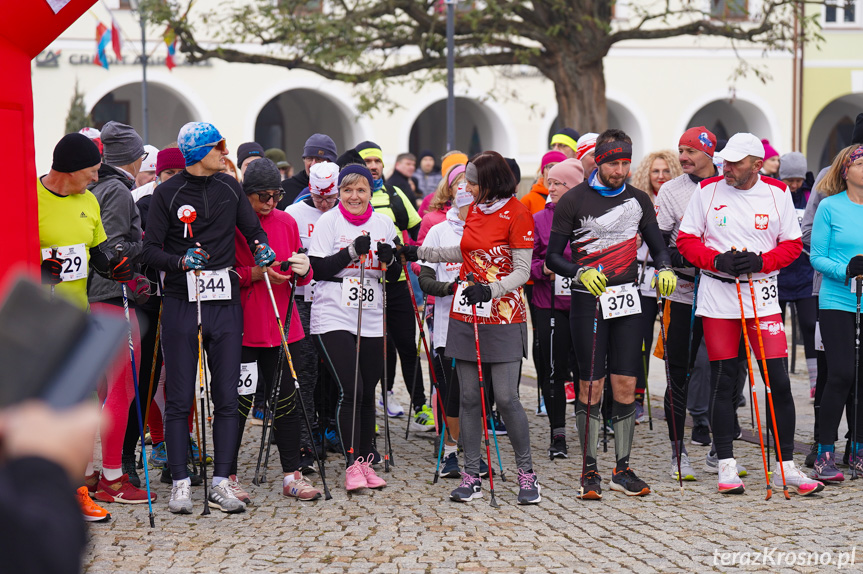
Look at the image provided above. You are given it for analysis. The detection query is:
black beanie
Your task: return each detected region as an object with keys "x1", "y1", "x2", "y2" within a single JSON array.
[
  {"x1": 505, "y1": 157, "x2": 521, "y2": 183},
  {"x1": 337, "y1": 148, "x2": 365, "y2": 169},
  {"x1": 52, "y1": 133, "x2": 102, "y2": 173},
  {"x1": 242, "y1": 158, "x2": 281, "y2": 194},
  {"x1": 852, "y1": 113, "x2": 863, "y2": 145},
  {"x1": 237, "y1": 142, "x2": 265, "y2": 169}
]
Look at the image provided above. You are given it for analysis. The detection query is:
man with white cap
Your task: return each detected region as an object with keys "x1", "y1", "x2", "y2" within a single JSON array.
[
  {"x1": 141, "y1": 122, "x2": 276, "y2": 514},
  {"x1": 285, "y1": 160, "x2": 341, "y2": 469},
  {"x1": 676, "y1": 132, "x2": 823, "y2": 497}
]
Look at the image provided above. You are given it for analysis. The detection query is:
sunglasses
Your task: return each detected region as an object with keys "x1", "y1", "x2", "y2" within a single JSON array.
[
  {"x1": 188, "y1": 139, "x2": 227, "y2": 153},
  {"x1": 255, "y1": 191, "x2": 285, "y2": 203}
]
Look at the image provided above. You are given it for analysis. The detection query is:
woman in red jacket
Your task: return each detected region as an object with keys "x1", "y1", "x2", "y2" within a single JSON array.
[{"x1": 232, "y1": 159, "x2": 322, "y2": 502}]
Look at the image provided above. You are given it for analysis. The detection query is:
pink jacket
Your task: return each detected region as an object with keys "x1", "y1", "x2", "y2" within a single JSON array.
[{"x1": 234, "y1": 210, "x2": 313, "y2": 347}]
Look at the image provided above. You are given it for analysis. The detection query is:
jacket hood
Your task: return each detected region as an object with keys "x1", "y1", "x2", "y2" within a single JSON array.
[{"x1": 90, "y1": 163, "x2": 134, "y2": 191}]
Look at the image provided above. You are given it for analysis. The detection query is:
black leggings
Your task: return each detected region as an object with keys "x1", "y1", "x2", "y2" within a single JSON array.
[
  {"x1": 663, "y1": 301, "x2": 703, "y2": 444},
  {"x1": 710, "y1": 356, "x2": 794, "y2": 461},
  {"x1": 434, "y1": 348, "x2": 459, "y2": 418},
  {"x1": 316, "y1": 331, "x2": 384, "y2": 466},
  {"x1": 232, "y1": 345, "x2": 301, "y2": 475},
  {"x1": 386, "y1": 282, "x2": 426, "y2": 410},
  {"x1": 780, "y1": 297, "x2": 818, "y2": 359},
  {"x1": 817, "y1": 309, "x2": 863, "y2": 444},
  {"x1": 570, "y1": 291, "x2": 642, "y2": 380},
  {"x1": 534, "y1": 306, "x2": 576, "y2": 434},
  {"x1": 122, "y1": 304, "x2": 162, "y2": 458},
  {"x1": 636, "y1": 295, "x2": 659, "y2": 395}
]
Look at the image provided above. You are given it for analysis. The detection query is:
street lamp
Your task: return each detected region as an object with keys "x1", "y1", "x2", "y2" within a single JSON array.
[
  {"x1": 445, "y1": 0, "x2": 457, "y2": 152},
  {"x1": 130, "y1": 0, "x2": 149, "y2": 144}
]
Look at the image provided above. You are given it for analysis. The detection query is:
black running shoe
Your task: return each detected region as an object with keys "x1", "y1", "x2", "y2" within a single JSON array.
[
  {"x1": 517, "y1": 469, "x2": 541, "y2": 504},
  {"x1": 122, "y1": 455, "x2": 141, "y2": 488},
  {"x1": 450, "y1": 473, "x2": 482, "y2": 502},
  {"x1": 577, "y1": 470, "x2": 602, "y2": 500},
  {"x1": 479, "y1": 458, "x2": 489, "y2": 478},
  {"x1": 548, "y1": 434, "x2": 568, "y2": 460},
  {"x1": 299, "y1": 447, "x2": 317, "y2": 475},
  {"x1": 610, "y1": 467, "x2": 651, "y2": 496},
  {"x1": 805, "y1": 443, "x2": 818, "y2": 468},
  {"x1": 691, "y1": 424, "x2": 711, "y2": 447},
  {"x1": 161, "y1": 465, "x2": 203, "y2": 486},
  {"x1": 440, "y1": 452, "x2": 461, "y2": 478}
]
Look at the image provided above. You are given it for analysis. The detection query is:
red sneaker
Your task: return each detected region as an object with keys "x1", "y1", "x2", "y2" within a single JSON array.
[
  {"x1": 77, "y1": 486, "x2": 111, "y2": 522},
  {"x1": 94, "y1": 473, "x2": 157, "y2": 504},
  {"x1": 564, "y1": 381, "x2": 576, "y2": 404},
  {"x1": 84, "y1": 471, "x2": 99, "y2": 495}
]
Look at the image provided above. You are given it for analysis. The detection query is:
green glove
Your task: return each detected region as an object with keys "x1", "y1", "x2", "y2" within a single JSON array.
[
  {"x1": 579, "y1": 267, "x2": 607, "y2": 297},
  {"x1": 652, "y1": 268, "x2": 677, "y2": 297}
]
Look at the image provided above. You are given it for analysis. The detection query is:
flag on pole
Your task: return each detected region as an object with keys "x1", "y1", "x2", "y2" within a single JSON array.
[
  {"x1": 111, "y1": 17, "x2": 122, "y2": 60},
  {"x1": 93, "y1": 22, "x2": 111, "y2": 69},
  {"x1": 163, "y1": 26, "x2": 177, "y2": 71}
]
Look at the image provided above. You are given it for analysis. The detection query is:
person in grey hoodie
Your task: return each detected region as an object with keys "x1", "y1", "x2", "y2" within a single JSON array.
[{"x1": 84, "y1": 120, "x2": 155, "y2": 505}]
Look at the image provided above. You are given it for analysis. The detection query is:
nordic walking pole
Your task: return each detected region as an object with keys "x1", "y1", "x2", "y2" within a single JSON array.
[
  {"x1": 49, "y1": 245, "x2": 59, "y2": 300},
  {"x1": 657, "y1": 292, "x2": 683, "y2": 494},
  {"x1": 433, "y1": 355, "x2": 451, "y2": 484},
  {"x1": 579, "y1": 296, "x2": 601, "y2": 498},
  {"x1": 483, "y1": 378, "x2": 507, "y2": 482},
  {"x1": 744, "y1": 254, "x2": 789, "y2": 499},
  {"x1": 404, "y1": 292, "x2": 428, "y2": 441},
  {"x1": 547, "y1": 275, "x2": 557, "y2": 455},
  {"x1": 637, "y1": 257, "x2": 653, "y2": 430},
  {"x1": 193, "y1": 262, "x2": 211, "y2": 515},
  {"x1": 466, "y1": 273, "x2": 498, "y2": 508},
  {"x1": 347, "y1": 244, "x2": 367, "y2": 466},
  {"x1": 380, "y1": 257, "x2": 393, "y2": 471},
  {"x1": 398, "y1": 243, "x2": 452, "y2": 450},
  {"x1": 731, "y1": 248, "x2": 772, "y2": 500},
  {"x1": 117, "y1": 247, "x2": 155, "y2": 527},
  {"x1": 141, "y1": 304, "x2": 162, "y2": 454},
  {"x1": 853, "y1": 274, "x2": 862, "y2": 479},
  {"x1": 260, "y1": 257, "x2": 332, "y2": 499}
]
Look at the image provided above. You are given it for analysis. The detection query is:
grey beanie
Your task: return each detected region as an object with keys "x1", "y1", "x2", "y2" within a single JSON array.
[
  {"x1": 303, "y1": 133, "x2": 338, "y2": 162},
  {"x1": 778, "y1": 152, "x2": 807, "y2": 180},
  {"x1": 243, "y1": 158, "x2": 281, "y2": 194},
  {"x1": 101, "y1": 121, "x2": 145, "y2": 167}
]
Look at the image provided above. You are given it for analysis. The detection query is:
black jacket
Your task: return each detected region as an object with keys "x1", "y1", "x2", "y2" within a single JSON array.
[
  {"x1": 141, "y1": 171, "x2": 267, "y2": 304},
  {"x1": 387, "y1": 169, "x2": 420, "y2": 202},
  {"x1": 278, "y1": 170, "x2": 310, "y2": 209}
]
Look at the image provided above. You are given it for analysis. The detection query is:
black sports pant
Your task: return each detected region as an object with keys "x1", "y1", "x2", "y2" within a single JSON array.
[
  {"x1": 385, "y1": 281, "x2": 426, "y2": 410},
  {"x1": 122, "y1": 303, "x2": 162, "y2": 458},
  {"x1": 534, "y1": 306, "x2": 575, "y2": 434},
  {"x1": 817, "y1": 309, "x2": 863, "y2": 445},
  {"x1": 664, "y1": 301, "x2": 704, "y2": 444}
]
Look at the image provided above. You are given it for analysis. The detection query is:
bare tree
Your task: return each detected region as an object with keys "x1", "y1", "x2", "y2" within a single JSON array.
[{"x1": 143, "y1": 0, "x2": 822, "y2": 131}]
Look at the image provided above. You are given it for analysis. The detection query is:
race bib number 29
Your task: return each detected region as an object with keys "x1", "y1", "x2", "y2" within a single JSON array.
[
  {"x1": 599, "y1": 283, "x2": 642, "y2": 319},
  {"x1": 186, "y1": 269, "x2": 231, "y2": 302},
  {"x1": 41, "y1": 243, "x2": 87, "y2": 282}
]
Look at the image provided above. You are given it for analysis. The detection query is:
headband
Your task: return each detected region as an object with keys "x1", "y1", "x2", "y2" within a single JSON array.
[
  {"x1": 357, "y1": 147, "x2": 383, "y2": 161},
  {"x1": 550, "y1": 133, "x2": 578, "y2": 154},
  {"x1": 594, "y1": 141, "x2": 633, "y2": 166},
  {"x1": 465, "y1": 162, "x2": 478, "y2": 184},
  {"x1": 447, "y1": 164, "x2": 466, "y2": 187},
  {"x1": 843, "y1": 147, "x2": 863, "y2": 180},
  {"x1": 338, "y1": 164, "x2": 374, "y2": 189}
]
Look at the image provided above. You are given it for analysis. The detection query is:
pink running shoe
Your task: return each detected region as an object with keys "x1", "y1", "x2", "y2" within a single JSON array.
[
  {"x1": 361, "y1": 458, "x2": 387, "y2": 489},
  {"x1": 717, "y1": 459, "x2": 745, "y2": 495},
  {"x1": 345, "y1": 457, "x2": 368, "y2": 491},
  {"x1": 284, "y1": 471, "x2": 323, "y2": 501}
]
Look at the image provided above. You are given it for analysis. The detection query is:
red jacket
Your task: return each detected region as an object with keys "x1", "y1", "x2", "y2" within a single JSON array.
[
  {"x1": 234, "y1": 210, "x2": 313, "y2": 347},
  {"x1": 520, "y1": 181, "x2": 549, "y2": 215}
]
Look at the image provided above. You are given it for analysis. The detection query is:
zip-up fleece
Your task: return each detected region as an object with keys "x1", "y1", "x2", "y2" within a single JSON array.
[{"x1": 142, "y1": 170, "x2": 268, "y2": 304}]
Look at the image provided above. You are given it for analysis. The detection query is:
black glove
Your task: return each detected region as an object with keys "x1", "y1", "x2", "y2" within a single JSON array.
[
  {"x1": 41, "y1": 257, "x2": 63, "y2": 286},
  {"x1": 463, "y1": 283, "x2": 492, "y2": 305},
  {"x1": 714, "y1": 251, "x2": 738, "y2": 276},
  {"x1": 848, "y1": 255, "x2": 863, "y2": 278},
  {"x1": 733, "y1": 251, "x2": 763, "y2": 276},
  {"x1": 110, "y1": 253, "x2": 134, "y2": 282},
  {"x1": 377, "y1": 242, "x2": 395, "y2": 265},
  {"x1": 669, "y1": 247, "x2": 692, "y2": 269},
  {"x1": 397, "y1": 244, "x2": 419, "y2": 262},
  {"x1": 353, "y1": 234, "x2": 371, "y2": 257},
  {"x1": 448, "y1": 281, "x2": 458, "y2": 295}
]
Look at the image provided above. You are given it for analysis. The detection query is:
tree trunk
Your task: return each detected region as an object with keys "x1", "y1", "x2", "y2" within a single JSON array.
[{"x1": 545, "y1": 56, "x2": 607, "y2": 134}]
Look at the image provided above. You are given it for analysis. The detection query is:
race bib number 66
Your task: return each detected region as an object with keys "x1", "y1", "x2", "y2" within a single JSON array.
[{"x1": 238, "y1": 362, "x2": 258, "y2": 396}]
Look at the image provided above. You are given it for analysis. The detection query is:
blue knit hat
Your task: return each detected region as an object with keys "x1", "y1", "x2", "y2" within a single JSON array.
[{"x1": 178, "y1": 122, "x2": 224, "y2": 166}]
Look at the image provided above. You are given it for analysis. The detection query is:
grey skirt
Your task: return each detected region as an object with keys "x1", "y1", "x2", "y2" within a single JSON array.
[{"x1": 444, "y1": 318, "x2": 528, "y2": 364}]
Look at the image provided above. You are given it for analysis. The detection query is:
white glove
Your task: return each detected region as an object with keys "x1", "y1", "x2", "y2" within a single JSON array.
[{"x1": 286, "y1": 251, "x2": 310, "y2": 277}]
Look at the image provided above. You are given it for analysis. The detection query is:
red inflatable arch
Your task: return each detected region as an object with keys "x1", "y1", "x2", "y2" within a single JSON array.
[{"x1": 0, "y1": 0, "x2": 96, "y2": 282}]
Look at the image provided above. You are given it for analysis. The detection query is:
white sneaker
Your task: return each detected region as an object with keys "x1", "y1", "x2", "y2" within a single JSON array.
[
  {"x1": 378, "y1": 391, "x2": 404, "y2": 418},
  {"x1": 717, "y1": 458, "x2": 745, "y2": 494},
  {"x1": 208, "y1": 479, "x2": 247, "y2": 513},
  {"x1": 775, "y1": 461, "x2": 824, "y2": 496},
  {"x1": 168, "y1": 479, "x2": 193, "y2": 514},
  {"x1": 671, "y1": 453, "x2": 696, "y2": 481}
]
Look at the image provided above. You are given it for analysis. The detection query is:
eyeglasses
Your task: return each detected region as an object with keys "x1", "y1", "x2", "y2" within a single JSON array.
[
  {"x1": 311, "y1": 195, "x2": 338, "y2": 204},
  {"x1": 255, "y1": 191, "x2": 285, "y2": 203}
]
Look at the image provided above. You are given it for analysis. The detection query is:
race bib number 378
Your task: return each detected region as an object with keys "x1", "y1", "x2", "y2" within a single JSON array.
[{"x1": 599, "y1": 283, "x2": 642, "y2": 319}]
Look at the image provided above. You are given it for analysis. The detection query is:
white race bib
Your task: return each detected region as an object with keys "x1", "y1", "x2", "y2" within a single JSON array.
[
  {"x1": 304, "y1": 279, "x2": 317, "y2": 302},
  {"x1": 453, "y1": 282, "x2": 492, "y2": 318},
  {"x1": 752, "y1": 275, "x2": 778, "y2": 310},
  {"x1": 41, "y1": 243, "x2": 87, "y2": 282},
  {"x1": 599, "y1": 283, "x2": 642, "y2": 319},
  {"x1": 238, "y1": 362, "x2": 258, "y2": 396},
  {"x1": 554, "y1": 275, "x2": 574, "y2": 297},
  {"x1": 638, "y1": 265, "x2": 656, "y2": 297},
  {"x1": 340, "y1": 277, "x2": 380, "y2": 309},
  {"x1": 815, "y1": 321, "x2": 824, "y2": 352},
  {"x1": 186, "y1": 269, "x2": 232, "y2": 302}
]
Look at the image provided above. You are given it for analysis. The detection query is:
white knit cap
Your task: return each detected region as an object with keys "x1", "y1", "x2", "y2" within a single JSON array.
[
  {"x1": 309, "y1": 161, "x2": 340, "y2": 196},
  {"x1": 141, "y1": 145, "x2": 159, "y2": 172},
  {"x1": 576, "y1": 133, "x2": 598, "y2": 160},
  {"x1": 455, "y1": 182, "x2": 474, "y2": 207}
]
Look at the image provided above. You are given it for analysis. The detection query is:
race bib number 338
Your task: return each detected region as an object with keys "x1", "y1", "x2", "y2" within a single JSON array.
[
  {"x1": 341, "y1": 277, "x2": 380, "y2": 309},
  {"x1": 599, "y1": 283, "x2": 642, "y2": 319}
]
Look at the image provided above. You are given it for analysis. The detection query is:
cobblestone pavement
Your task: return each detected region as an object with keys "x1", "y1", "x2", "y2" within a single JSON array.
[{"x1": 84, "y1": 324, "x2": 863, "y2": 573}]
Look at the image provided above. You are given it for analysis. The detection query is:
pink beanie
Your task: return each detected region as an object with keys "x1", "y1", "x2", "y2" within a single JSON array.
[
  {"x1": 761, "y1": 139, "x2": 779, "y2": 160},
  {"x1": 155, "y1": 148, "x2": 185, "y2": 176},
  {"x1": 541, "y1": 150, "x2": 567, "y2": 172},
  {"x1": 547, "y1": 158, "x2": 584, "y2": 189}
]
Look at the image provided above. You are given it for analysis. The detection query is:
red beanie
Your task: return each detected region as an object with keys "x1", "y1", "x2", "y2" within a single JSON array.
[
  {"x1": 156, "y1": 148, "x2": 185, "y2": 176},
  {"x1": 679, "y1": 127, "x2": 717, "y2": 158}
]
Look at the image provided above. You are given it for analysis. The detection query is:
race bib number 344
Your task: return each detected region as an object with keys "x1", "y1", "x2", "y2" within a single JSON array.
[
  {"x1": 186, "y1": 269, "x2": 232, "y2": 302},
  {"x1": 599, "y1": 283, "x2": 642, "y2": 319}
]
